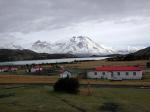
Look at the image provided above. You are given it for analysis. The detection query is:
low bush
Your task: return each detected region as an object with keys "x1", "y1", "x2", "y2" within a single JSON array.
[{"x1": 54, "y1": 78, "x2": 79, "y2": 94}]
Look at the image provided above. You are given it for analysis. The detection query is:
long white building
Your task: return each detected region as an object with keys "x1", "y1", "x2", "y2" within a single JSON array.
[{"x1": 87, "y1": 66, "x2": 142, "y2": 80}]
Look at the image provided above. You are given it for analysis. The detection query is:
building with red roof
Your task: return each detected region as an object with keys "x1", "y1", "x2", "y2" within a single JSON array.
[
  {"x1": 0, "y1": 66, "x2": 18, "y2": 72},
  {"x1": 87, "y1": 66, "x2": 142, "y2": 80}
]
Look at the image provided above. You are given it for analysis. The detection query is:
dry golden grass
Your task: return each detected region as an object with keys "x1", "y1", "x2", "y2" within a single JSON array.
[
  {"x1": 0, "y1": 75, "x2": 58, "y2": 84},
  {"x1": 80, "y1": 79, "x2": 150, "y2": 86},
  {"x1": 62, "y1": 60, "x2": 149, "y2": 69},
  {"x1": 0, "y1": 74, "x2": 150, "y2": 86}
]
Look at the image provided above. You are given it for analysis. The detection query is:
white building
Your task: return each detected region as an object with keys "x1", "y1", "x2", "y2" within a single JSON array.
[
  {"x1": 31, "y1": 67, "x2": 43, "y2": 72},
  {"x1": 26, "y1": 66, "x2": 43, "y2": 73},
  {"x1": 87, "y1": 66, "x2": 142, "y2": 80},
  {"x1": 60, "y1": 70, "x2": 72, "y2": 78}
]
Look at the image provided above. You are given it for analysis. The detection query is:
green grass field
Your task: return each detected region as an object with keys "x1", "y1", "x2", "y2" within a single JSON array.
[{"x1": 0, "y1": 85, "x2": 150, "y2": 112}]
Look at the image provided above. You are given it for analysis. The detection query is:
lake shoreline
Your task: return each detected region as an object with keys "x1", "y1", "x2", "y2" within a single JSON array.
[{"x1": 0, "y1": 57, "x2": 108, "y2": 65}]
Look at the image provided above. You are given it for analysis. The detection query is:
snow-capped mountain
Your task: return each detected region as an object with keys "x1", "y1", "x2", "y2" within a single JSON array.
[
  {"x1": 31, "y1": 36, "x2": 115, "y2": 55},
  {"x1": 32, "y1": 40, "x2": 52, "y2": 53},
  {"x1": 0, "y1": 36, "x2": 141, "y2": 56},
  {"x1": 117, "y1": 46, "x2": 144, "y2": 54}
]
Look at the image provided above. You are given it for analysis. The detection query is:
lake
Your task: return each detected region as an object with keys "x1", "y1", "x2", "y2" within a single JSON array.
[{"x1": 0, "y1": 57, "x2": 107, "y2": 65}]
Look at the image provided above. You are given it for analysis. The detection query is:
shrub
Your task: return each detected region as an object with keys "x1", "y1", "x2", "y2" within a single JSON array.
[
  {"x1": 54, "y1": 78, "x2": 79, "y2": 94},
  {"x1": 147, "y1": 62, "x2": 150, "y2": 68}
]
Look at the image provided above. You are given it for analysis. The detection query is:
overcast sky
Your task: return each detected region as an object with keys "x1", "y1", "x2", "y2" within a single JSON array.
[{"x1": 0, "y1": 0, "x2": 150, "y2": 49}]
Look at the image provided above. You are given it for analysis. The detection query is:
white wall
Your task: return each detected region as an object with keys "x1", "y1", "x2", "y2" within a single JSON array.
[
  {"x1": 87, "y1": 71, "x2": 142, "y2": 80},
  {"x1": 30, "y1": 68, "x2": 43, "y2": 72},
  {"x1": 87, "y1": 71, "x2": 111, "y2": 79},
  {"x1": 111, "y1": 71, "x2": 142, "y2": 80},
  {"x1": 60, "y1": 71, "x2": 72, "y2": 78}
]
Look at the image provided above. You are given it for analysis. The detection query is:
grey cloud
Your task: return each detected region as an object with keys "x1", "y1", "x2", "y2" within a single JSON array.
[
  {"x1": 0, "y1": 33, "x2": 19, "y2": 45},
  {"x1": 0, "y1": 0, "x2": 150, "y2": 33}
]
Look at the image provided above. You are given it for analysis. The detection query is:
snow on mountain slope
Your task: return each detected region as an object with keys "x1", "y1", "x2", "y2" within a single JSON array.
[
  {"x1": 31, "y1": 36, "x2": 115, "y2": 55},
  {"x1": 117, "y1": 46, "x2": 144, "y2": 54},
  {"x1": 0, "y1": 36, "x2": 140, "y2": 55},
  {"x1": 32, "y1": 40, "x2": 52, "y2": 53},
  {"x1": 56, "y1": 36, "x2": 114, "y2": 54}
]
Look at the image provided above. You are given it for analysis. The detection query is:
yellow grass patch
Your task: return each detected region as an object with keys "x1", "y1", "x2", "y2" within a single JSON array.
[{"x1": 0, "y1": 75, "x2": 58, "y2": 84}]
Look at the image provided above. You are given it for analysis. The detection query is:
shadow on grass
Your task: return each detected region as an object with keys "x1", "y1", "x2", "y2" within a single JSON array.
[
  {"x1": 0, "y1": 93, "x2": 15, "y2": 99},
  {"x1": 53, "y1": 94, "x2": 86, "y2": 112},
  {"x1": 99, "y1": 102, "x2": 120, "y2": 112}
]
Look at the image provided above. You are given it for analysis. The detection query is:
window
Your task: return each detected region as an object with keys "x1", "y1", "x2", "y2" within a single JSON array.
[
  {"x1": 95, "y1": 72, "x2": 97, "y2": 75},
  {"x1": 133, "y1": 72, "x2": 136, "y2": 76},
  {"x1": 126, "y1": 72, "x2": 129, "y2": 75},
  {"x1": 117, "y1": 72, "x2": 120, "y2": 75},
  {"x1": 110, "y1": 72, "x2": 113, "y2": 77},
  {"x1": 102, "y1": 72, "x2": 105, "y2": 75}
]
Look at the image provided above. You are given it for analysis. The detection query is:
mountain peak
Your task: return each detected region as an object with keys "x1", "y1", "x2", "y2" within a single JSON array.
[
  {"x1": 0, "y1": 36, "x2": 140, "y2": 55},
  {"x1": 71, "y1": 36, "x2": 92, "y2": 41},
  {"x1": 34, "y1": 40, "x2": 50, "y2": 44},
  {"x1": 30, "y1": 36, "x2": 115, "y2": 55},
  {"x1": 32, "y1": 40, "x2": 52, "y2": 53}
]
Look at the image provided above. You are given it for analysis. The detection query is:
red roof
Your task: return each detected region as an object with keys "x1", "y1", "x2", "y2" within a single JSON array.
[{"x1": 95, "y1": 66, "x2": 141, "y2": 71}]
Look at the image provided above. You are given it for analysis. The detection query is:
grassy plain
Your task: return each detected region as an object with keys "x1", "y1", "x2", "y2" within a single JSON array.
[
  {"x1": 0, "y1": 85, "x2": 149, "y2": 112},
  {"x1": 0, "y1": 60, "x2": 150, "y2": 112},
  {"x1": 0, "y1": 75, "x2": 150, "y2": 87},
  {"x1": 61, "y1": 60, "x2": 149, "y2": 69}
]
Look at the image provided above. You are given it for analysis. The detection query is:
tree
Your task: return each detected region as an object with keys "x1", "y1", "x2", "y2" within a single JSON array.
[
  {"x1": 54, "y1": 78, "x2": 79, "y2": 94},
  {"x1": 147, "y1": 62, "x2": 150, "y2": 68}
]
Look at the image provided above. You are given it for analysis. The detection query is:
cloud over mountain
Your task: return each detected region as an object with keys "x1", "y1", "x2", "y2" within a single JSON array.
[{"x1": 0, "y1": 0, "x2": 150, "y2": 48}]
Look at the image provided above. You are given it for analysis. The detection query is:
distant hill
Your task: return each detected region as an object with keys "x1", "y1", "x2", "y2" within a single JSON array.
[
  {"x1": 107, "y1": 47, "x2": 150, "y2": 61},
  {"x1": 131, "y1": 47, "x2": 150, "y2": 57},
  {"x1": 0, "y1": 49, "x2": 76, "y2": 62}
]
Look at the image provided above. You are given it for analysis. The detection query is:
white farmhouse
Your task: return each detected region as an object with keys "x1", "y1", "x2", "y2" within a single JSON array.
[
  {"x1": 26, "y1": 66, "x2": 43, "y2": 73},
  {"x1": 87, "y1": 66, "x2": 142, "y2": 80},
  {"x1": 31, "y1": 67, "x2": 43, "y2": 72},
  {"x1": 60, "y1": 70, "x2": 72, "y2": 78}
]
